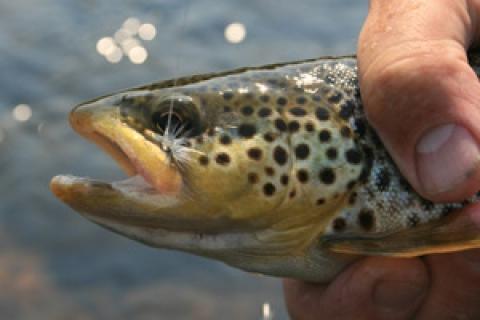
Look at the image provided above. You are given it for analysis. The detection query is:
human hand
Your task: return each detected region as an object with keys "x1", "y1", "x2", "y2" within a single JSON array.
[{"x1": 284, "y1": 0, "x2": 480, "y2": 319}]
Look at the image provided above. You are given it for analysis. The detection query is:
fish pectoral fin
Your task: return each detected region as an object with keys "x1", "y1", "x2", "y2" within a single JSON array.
[{"x1": 321, "y1": 210, "x2": 480, "y2": 257}]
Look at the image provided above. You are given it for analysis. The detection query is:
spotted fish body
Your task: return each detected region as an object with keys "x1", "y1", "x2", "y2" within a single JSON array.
[{"x1": 51, "y1": 52, "x2": 480, "y2": 282}]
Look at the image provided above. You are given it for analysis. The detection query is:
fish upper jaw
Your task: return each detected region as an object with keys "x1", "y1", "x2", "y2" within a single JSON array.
[{"x1": 68, "y1": 97, "x2": 183, "y2": 195}]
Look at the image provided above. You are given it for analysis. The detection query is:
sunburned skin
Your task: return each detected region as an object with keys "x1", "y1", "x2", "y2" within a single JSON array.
[{"x1": 51, "y1": 50, "x2": 480, "y2": 282}]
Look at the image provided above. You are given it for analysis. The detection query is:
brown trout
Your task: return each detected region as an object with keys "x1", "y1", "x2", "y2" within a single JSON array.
[{"x1": 51, "y1": 52, "x2": 480, "y2": 282}]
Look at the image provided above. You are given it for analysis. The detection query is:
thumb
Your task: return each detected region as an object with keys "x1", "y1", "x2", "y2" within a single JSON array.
[{"x1": 358, "y1": 0, "x2": 480, "y2": 202}]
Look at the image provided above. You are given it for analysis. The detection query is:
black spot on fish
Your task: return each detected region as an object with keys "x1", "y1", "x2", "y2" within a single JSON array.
[
  {"x1": 207, "y1": 128, "x2": 216, "y2": 136},
  {"x1": 258, "y1": 107, "x2": 272, "y2": 118},
  {"x1": 241, "y1": 105, "x2": 254, "y2": 116},
  {"x1": 273, "y1": 146, "x2": 288, "y2": 165},
  {"x1": 340, "y1": 126, "x2": 351, "y2": 138},
  {"x1": 215, "y1": 153, "x2": 230, "y2": 165},
  {"x1": 345, "y1": 148, "x2": 362, "y2": 165},
  {"x1": 328, "y1": 92, "x2": 343, "y2": 104},
  {"x1": 326, "y1": 148, "x2": 337, "y2": 160},
  {"x1": 289, "y1": 107, "x2": 307, "y2": 117},
  {"x1": 318, "y1": 130, "x2": 331, "y2": 143},
  {"x1": 238, "y1": 124, "x2": 256, "y2": 138},
  {"x1": 265, "y1": 167, "x2": 275, "y2": 176},
  {"x1": 319, "y1": 168, "x2": 335, "y2": 185},
  {"x1": 198, "y1": 155, "x2": 209, "y2": 166},
  {"x1": 315, "y1": 107, "x2": 330, "y2": 121},
  {"x1": 339, "y1": 101, "x2": 354, "y2": 120},
  {"x1": 296, "y1": 169, "x2": 309, "y2": 183},
  {"x1": 296, "y1": 96, "x2": 307, "y2": 105},
  {"x1": 288, "y1": 121, "x2": 300, "y2": 133},
  {"x1": 247, "y1": 148, "x2": 263, "y2": 161},
  {"x1": 358, "y1": 209, "x2": 375, "y2": 231},
  {"x1": 277, "y1": 97, "x2": 288, "y2": 106},
  {"x1": 263, "y1": 183, "x2": 276, "y2": 196},
  {"x1": 248, "y1": 172, "x2": 259, "y2": 184},
  {"x1": 263, "y1": 132, "x2": 275, "y2": 142},
  {"x1": 305, "y1": 122, "x2": 315, "y2": 132},
  {"x1": 274, "y1": 118, "x2": 287, "y2": 132},
  {"x1": 295, "y1": 144, "x2": 310, "y2": 160},
  {"x1": 219, "y1": 134, "x2": 232, "y2": 145},
  {"x1": 223, "y1": 91, "x2": 234, "y2": 101},
  {"x1": 289, "y1": 189, "x2": 297, "y2": 198},
  {"x1": 354, "y1": 118, "x2": 367, "y2": 137},
  {"x1": 333, "y1": 218, "x2": 346, "y2": 232}
]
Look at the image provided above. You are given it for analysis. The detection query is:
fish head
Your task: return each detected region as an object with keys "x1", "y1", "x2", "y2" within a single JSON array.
[{"x1": 51, "y1": 69, "x2": 359, "y2": 280}]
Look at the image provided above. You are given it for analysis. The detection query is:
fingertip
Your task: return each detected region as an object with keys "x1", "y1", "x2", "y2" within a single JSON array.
[{"x1": 415, "y1": 124, "x2": 480, "y2": 200}]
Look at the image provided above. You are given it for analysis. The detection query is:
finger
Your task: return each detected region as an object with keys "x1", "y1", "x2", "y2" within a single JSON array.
[
  {"x1": 283, "y1": 257, "x2": 428, "y2": 320},
  {"x1": 358, "y1": 0, "x2": 480, "y2": 202},
  {"x1": 283, "y1": 279, "x2": 328, "y2": 320},
  {"x1": 416, "y1": 206, "x2": 480, "y2": 319}
]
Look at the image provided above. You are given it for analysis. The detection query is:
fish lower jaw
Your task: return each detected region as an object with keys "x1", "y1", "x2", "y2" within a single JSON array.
[
  {"x1": 50, "y1": 174, "x2": 155, "y2": 196},
  {"x1": 50, "y1": 174, "x2": 181, "y2": 209}
]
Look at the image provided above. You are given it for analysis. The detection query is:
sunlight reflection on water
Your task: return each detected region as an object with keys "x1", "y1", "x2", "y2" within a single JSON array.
[
  {"x1": 96, "y1": 17, "x2": 156, "y2": 65},
  {"x1": 12, "y1": 104, "x2": 32, "y2": 122},
  {"x1": 224, "y1": 22, "x2": 246, "y2": 44}
]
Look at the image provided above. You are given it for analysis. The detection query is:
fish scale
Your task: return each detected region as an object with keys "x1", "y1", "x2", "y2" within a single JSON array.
[{"x1": 51, "y1": 50, "x2": 480, "y2": 282}]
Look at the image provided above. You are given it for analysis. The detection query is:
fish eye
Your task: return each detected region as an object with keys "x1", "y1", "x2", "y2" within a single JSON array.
[{"x1": 150, "y1": 96, "x2": 201, "y2": 137}]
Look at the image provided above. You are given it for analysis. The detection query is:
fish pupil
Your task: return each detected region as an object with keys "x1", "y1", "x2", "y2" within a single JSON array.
[{"x1": 152, "y1": 111, "x2": 190, "y2": 136}]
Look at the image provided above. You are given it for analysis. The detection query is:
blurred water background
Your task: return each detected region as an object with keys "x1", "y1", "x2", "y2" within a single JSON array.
[{"x1": 0, "y1": 1, "x2": 367, "y2": 319}]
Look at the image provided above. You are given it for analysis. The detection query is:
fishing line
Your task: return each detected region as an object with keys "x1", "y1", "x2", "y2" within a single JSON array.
[{"x1": 165, "y1": 3, "x2": 190, "y2": 138}]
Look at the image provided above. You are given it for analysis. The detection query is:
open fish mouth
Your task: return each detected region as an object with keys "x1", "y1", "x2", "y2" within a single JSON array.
[
  {"x1": 49, "y1": 96, "x2": 197, "y2": 230},
  {"x1": 87, "y1": 130, "x2": 137, "y2": 177}
]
